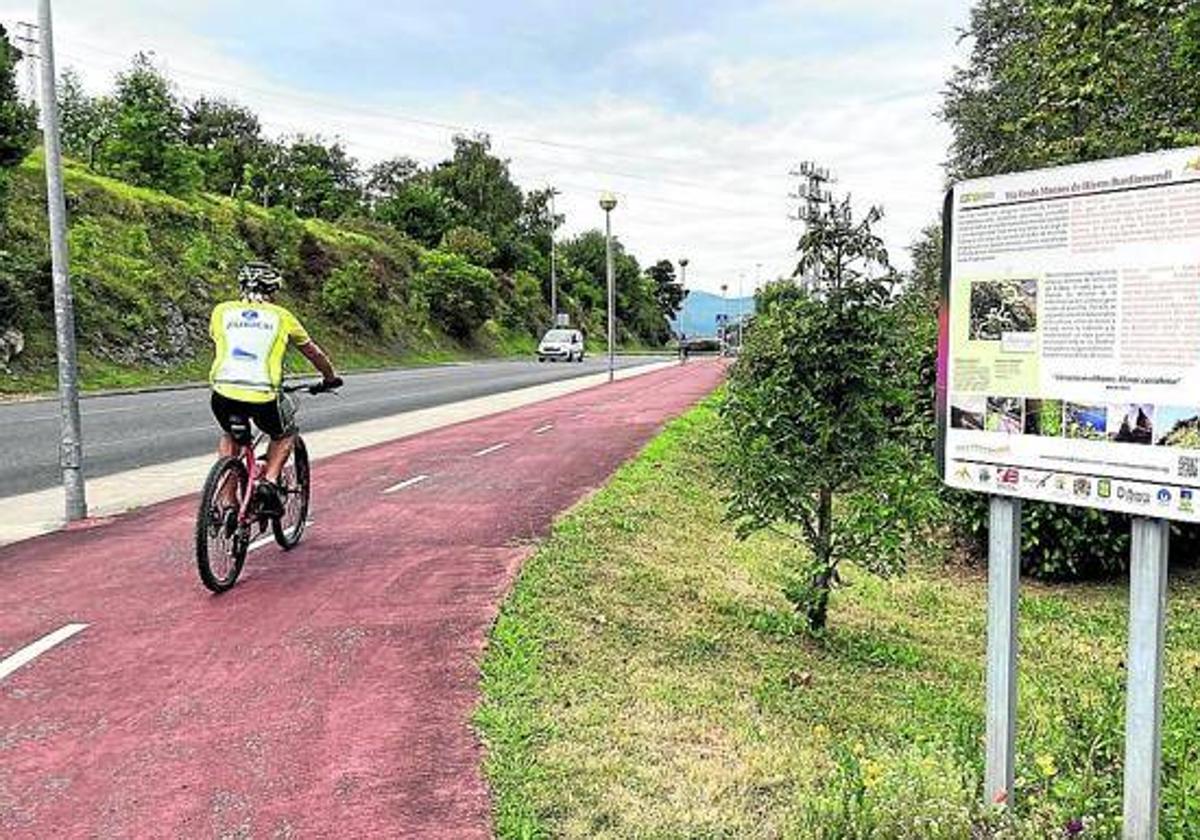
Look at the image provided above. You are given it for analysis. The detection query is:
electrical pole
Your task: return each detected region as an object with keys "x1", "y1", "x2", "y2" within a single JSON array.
[
  {"x1": 600, "y1": 192, "x2": 618, "y2": 383},
  {"x1": 38, "y1": 0, "x2": 87, "y2": 520},
  {"x1": 14, "y1": 21, "x2": 39, "y2": 109},
  {"x1": 789, "y1": 161, "x2": 834, "y2": 290},
  {"x1": 548, "y1": 188, "x2": 559, "y2": 326}
]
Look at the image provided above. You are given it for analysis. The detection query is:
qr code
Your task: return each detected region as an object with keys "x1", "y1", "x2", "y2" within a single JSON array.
[{"x1": 1180, "y1": 456, "x2": 1198, "y2": 479}]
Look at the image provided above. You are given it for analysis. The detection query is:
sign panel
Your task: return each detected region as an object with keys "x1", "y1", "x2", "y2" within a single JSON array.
[{"x1": 938, "y1": 147, "x2": 1200, "y2": 521}]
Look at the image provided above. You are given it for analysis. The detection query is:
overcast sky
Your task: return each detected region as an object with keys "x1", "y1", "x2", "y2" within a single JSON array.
[{"x1": 1, "y1": 0, "x2": 973, "y2": 295}]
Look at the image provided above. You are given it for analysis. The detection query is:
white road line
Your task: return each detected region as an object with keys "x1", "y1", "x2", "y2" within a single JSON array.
[
  {"x1": 247, "y1": 519, "x2": 316, "y2": 553},
  {"x1": 473, "y1": 442, "x2": 510, "y2": 457},
  {"x1": 383, "y1": 474, "x2": 430, "y2": 494},
  {"x1": 0, "y1": 623, "x2": 89, "y2": 681},
  {"x1": 533, "y1": 424, "x2": 554, "y2": 435}
]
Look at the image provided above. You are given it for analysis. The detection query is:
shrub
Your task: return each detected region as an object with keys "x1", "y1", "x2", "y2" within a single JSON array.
[{"x1": 415, "y1": 249, "x2": 499, "y2": 340}]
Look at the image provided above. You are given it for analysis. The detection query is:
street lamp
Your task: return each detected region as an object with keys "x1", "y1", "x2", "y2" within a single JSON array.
[
  {"x1": 600, "y1": 192, "x2": 618, "y2": 382},
  {"x1": 678, "y1": 257, "x2": 688, "y2": 363},
  {"x1": 720, "y1": 282, "x2": 728, "y2": 354},
  {"x1": 549, "y1": 188, "x2": 560, "y2": 327}
]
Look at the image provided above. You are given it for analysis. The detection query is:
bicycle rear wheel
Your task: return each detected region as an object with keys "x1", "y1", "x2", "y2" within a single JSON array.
[
  {"x1": 273, "y1": 436, "x2": 310, "y2": 550},
  {"x1": 196, "y1": 456, "x2": 250, "y2": 593}
]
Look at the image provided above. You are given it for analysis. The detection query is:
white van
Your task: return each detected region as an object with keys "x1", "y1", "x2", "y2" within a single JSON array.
[{"x1": 537, "y1": 328, "x2": 585, "y2": 363}]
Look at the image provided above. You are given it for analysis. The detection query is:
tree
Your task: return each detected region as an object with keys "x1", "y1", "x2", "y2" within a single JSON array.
[
  {"x1": 364, "y1": 156, "x2": 420, "y2": 206},
  {"x1": 58, "y1": 68, "x2": 111, "y2": 167},
  {"x1": 375, "y1": 180, "x2": 455, "y2": 246},
  {"x1": 414, "y1": 249, "x2": 499, "y2": 339},
  {"x1": 721, "y1": 191, "x2": 936, "y2": 631},
  {"x1": 273, "y1": 136, "x2": 361, "y2": 220},
  {"x1": 646, "y1": 259, "x2": 687, "y2": 324},
  {"x1": 95, "y1": 53, "x2": 201, "y2": 194},
  {"x1": 0, "y1": 26, "x2": 35, "y2": 170},
  {"x1": 431, "y1": 133, "x2": 524, "y2": 237},
  {"x1": 440, "y1": 225, "x2": 496, "y2": 266},
  {"x1": 183, "y1": 97, "x2": 263, "y2": 196},
  {"x1": 943, "y1": 0, "x2": 1200, "y2": 180}
]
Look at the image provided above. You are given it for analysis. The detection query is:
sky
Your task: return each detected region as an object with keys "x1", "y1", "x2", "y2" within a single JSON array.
[{"x1": 0, "y1": 0, "x2": 974, "y2": 295}]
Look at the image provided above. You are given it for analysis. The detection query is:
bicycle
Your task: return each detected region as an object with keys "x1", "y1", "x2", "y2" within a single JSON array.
[{"x1": 195, "y1": 380, "x2": 338, "y2": 592}]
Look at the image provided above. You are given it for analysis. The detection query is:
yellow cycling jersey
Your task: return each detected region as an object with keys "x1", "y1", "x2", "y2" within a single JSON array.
[{"x1": 209, "y1": 300, "x2": 311, "y2": 403}]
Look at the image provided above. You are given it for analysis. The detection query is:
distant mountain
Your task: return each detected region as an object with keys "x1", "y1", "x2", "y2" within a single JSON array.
[{"x1": 670, "y1": 290, "x2": 755, "y2": 338}]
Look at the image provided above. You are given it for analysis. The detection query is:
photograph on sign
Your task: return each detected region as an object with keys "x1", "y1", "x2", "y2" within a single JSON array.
[{"x1": 938, "y1": 147, "x2": 1200, "y2": 521}]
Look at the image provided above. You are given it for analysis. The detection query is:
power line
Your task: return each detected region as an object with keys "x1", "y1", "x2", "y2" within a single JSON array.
[{"x1": 57, "y1": 40, "x2": 786, "y2": 202}]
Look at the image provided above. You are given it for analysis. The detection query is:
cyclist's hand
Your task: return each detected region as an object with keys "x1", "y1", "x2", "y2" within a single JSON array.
[{"x1": 310, "y1": 376, "x2": 343, "y2": 394}]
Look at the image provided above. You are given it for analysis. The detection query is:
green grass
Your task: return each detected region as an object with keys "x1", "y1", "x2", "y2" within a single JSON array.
[{"x1": 475, "y1": 400, "x2": 1200, "y2": 839}]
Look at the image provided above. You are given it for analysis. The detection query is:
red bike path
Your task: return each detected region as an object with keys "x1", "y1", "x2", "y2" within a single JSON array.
[{"x1": 0, "y1": 360, "x2": 723, "y2": 839}]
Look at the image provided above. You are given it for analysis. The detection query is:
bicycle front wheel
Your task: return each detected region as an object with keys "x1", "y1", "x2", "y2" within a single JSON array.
[
  {"x1": 273, "y1": 436, "x2": 310, "y2": 550},
  {"x1": 196, "y1": 456, "x2": 250, "y2": 593}
]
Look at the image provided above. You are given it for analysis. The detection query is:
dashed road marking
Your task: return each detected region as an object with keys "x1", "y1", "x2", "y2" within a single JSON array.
[
  {"x1": 248, "y1": 520, "x2": 316, "y2": 553},
  {"x1": 473, "y1": 442, "x2": 510, "y2": 457},
  {"x1": 383, "y1": 474, "x2": 430, "y2": 494},
  {"x1": 0, "y1": 623, "x2": 89, "y2": 682},
  {"x1": 533, "y1": 424, "x2": 554, "y2": 435}
]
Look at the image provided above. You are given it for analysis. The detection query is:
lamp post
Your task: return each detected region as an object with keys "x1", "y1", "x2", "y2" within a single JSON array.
[
  {"x1": 720, "y1": 282, "x2": 728, "y2": 354},
  {"x1": 678, "y1": 257, "x2": 688, "y2": 363},
  {"x1": 549, "y1": 187, "x2": 559, "y2": 327},
  {"x1": 600, "y1": 192, "x2": 618, "y2": 382}
]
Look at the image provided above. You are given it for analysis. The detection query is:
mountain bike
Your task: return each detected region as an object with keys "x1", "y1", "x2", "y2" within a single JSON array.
[{"x1": 194, "y1": 380, "x2": 338, "y2": 592}]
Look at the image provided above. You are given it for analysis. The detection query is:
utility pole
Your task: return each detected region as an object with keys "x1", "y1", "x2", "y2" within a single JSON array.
[
  {"x1": 789, "y1": 161, "x2": 834, "y2": 290},
  {"x1": 600, "y1": 192, "x2": 618, "y2": 383},
  {"x1": 14, "y1": 21, "x2": 39, "y2": 109},
  {"x1": 38, "y1": 0, "x2": 87, "y2": 520},
  {"x1": 548, "y1": 188, "x2": 559, "y2": 326}
]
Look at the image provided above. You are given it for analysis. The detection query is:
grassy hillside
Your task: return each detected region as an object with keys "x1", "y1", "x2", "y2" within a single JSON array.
[{"x1": 0, "y1": 154, "x2": 540, "y2": 395}]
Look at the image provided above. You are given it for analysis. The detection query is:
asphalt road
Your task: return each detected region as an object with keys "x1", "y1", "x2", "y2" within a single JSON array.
[{"x1": 0, "y1": 356, "x2": 667, "y2": 498}]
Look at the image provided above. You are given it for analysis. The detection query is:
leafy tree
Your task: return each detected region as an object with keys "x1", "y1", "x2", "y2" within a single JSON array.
[
  {"x1": 440, "y1": 225, "x2": 496, "y2": 266},
  {"x1": 95, "y1": 53, "x2": 201, "y2": 194},
  {"x1": 647, "y1": 259, "x2": 687, "y2": 324},
  {"x1": 431, "y1": 133, "x2": 523, "y2": 237},
  {"x1": 183, "y1": 97, "x2": 263, "y2": 196},
  {"x1": 944, "y1": 0, "x2": 1200, "y2": 180},
  {"x1": 365, "y1": 156, "x2": 420, "y2": 205},
  {"x1": 415, "y1": 249, "x2": 499, "y2": 339},
  {"x1": 721, "y1": 194, "x2": 937, "y2": 631},
  {"x1": 0, "y1": 26, "x2": 35, "y2": 172},
  {"x1": 58, "y1": 68, "x2": 112, "y2": 167},
  {"x1": 375, "y1": 180, "x2": 455, "y2": 246},
  {"x1": 274, "y1": 136, "x2": 361, "y2": 220}
]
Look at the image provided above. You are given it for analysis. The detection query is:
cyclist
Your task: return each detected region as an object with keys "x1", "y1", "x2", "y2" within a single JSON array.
[{"x1": 209, "y1": 262, "x2": 341, "y2": 516}]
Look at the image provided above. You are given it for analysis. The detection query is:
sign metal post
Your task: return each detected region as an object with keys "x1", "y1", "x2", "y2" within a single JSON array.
[
  {"x1": 984, "y1": 494, "x2": 1021, "y2": 808},
  {"x1": 1122, "y1": 516, "x2": 1169, "y2": 840}
]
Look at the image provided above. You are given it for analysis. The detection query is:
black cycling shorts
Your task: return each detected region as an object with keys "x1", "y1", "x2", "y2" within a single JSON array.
[{"x1": 210, "y1": 392, "x2": 295, "y2": 441}]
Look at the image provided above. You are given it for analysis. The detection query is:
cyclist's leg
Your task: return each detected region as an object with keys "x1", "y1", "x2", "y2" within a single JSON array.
[
  {"x1": 253, "y1": 395, "x2": 296, "y2": 484},
  {"x1": 210, "y1": 393, "x2": 243, "y2": 506}
]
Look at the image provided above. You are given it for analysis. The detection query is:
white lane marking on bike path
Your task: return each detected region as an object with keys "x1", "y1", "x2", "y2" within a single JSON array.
[
  {"x1": 247, "y1": 520, "x2": 316, "y2": 554},
  {"x1": 383, "y1": 474, "x2": 430, "y2": 494},
  {"x1": 473, "y1": 442, "x2": 510, "y2": 457},
  {"x1": 532, "y1": 424, "x2": 554, "y2": 435},
  {"x1": 0, "y1": 623, "x2": 89, "y2": 682}
]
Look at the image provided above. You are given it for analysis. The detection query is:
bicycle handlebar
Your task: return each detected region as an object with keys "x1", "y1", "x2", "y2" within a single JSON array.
[{"x1": 282, "y1": 377, "x2": 343, "y2": 395}]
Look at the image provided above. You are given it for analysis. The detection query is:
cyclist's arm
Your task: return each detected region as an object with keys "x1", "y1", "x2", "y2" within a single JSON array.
[{"x1": 297, "y1": 340, "x2": 337, "y2": 382}]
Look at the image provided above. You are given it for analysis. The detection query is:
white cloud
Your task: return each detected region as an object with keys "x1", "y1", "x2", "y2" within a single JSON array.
[{"x1": 0, "y1": 0, "x2": 970, "y2": 296}]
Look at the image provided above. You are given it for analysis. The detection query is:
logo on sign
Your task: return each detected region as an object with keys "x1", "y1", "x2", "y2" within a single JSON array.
[
  {"x1": 1073, "y1": 478, "x2": 1092, "y2": 498},
  {"x1": 998, "y1": 468, "x2": 1019, "y2": 488},
  {"x1": 977, "y1": 467, "x2": 992, "y2": 484},
  {"x1": 1157, "y1": 488, "x2": 1172, "y2": 506},
  {"x1": 1181, "y1": 489, "x2": 1194, "y2": 513},
  {"x1": 1097, "y1": 479, "x2": 1112, "y2": 499},
  {"x1": 1117, "y1": 486, "x2": 1151, "y2": 505}
]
